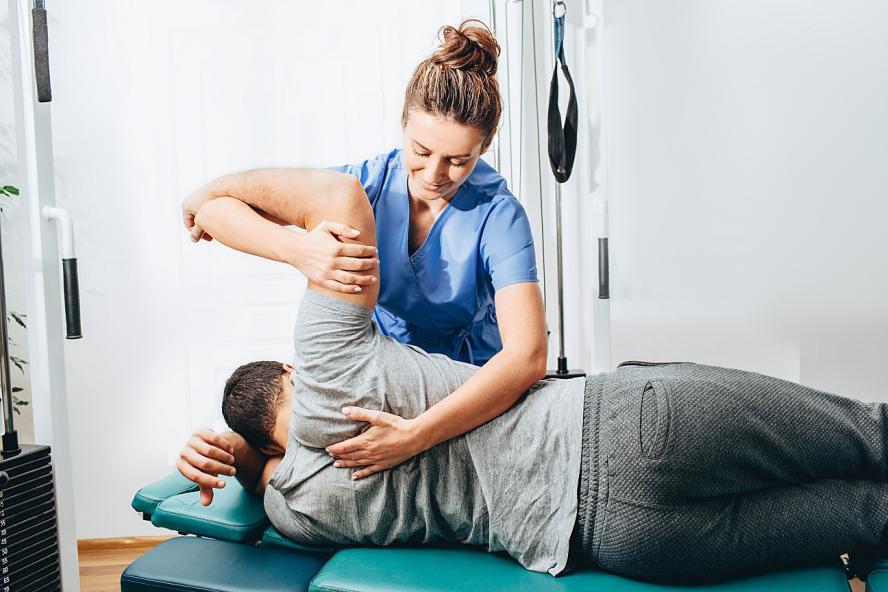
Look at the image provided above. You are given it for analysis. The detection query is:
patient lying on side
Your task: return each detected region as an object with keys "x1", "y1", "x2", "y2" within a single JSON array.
[{"x1": 178, "y1": 179, "x2": 888, "y2": 583}]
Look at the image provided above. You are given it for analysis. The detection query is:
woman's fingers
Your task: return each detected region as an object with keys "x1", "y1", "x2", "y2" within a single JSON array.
[
  {"x1": 320, "y1": 279, "x2": 364, "y2": 294},
  {"x1": 351, "y1": 465, "x2": 383, "y2": 480},
  {"x1": 321, "y1": 221, "x2": 361, "y2": 239},
  {"x1": 333, "y1": 458, "x2": 370, "y2": 469},
  {"x1": 336, "y1": 256, "x2": 379, "y2": 272},
  {"x1": 341, "y1": 407, "x2": 382, "y2": 423},
  {"x1": 335, "y1": 243, "x2": 378, "y2": 259},
  {"x1": 333, "y1": 270, "x2": 376, "y2": 286},
  {"x1": 180, "y1": 447, "x2": 234, "y2": 478},
  {"x1": 199, "y1": 486, "x2": 215, "y2": 506},
  {"x1": 326, "y1": 438, "x2": 360, "y2": 456},
  {"x1": 176, "y1": 457, "x2": 226, "y2": 490},
  {"x1": 195, "y1": 428, "x2": 235, "y2": 453},
  {"x1": 188, "y1": 434, "x2": 235, "y2": 466}
]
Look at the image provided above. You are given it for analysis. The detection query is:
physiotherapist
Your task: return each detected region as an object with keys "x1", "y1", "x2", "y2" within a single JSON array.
[{"x1": 179, "y1": 21, "x2": 547, "y2": 488}]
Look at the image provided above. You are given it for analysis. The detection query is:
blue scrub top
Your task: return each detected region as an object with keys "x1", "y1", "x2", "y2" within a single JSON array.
[{"x1": 333, "y1": 149, "x2": 538, "y2": 366}]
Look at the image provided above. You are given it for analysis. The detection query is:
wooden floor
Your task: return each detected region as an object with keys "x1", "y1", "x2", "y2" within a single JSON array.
[
  {"x1": 79, "y1": 537, "x2": 172, "y2": 592},
  {"x1": 78, "y1": 537, "x2": 866, "y2": 592}
]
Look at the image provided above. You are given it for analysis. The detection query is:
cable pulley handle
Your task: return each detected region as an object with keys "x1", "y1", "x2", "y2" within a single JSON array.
[
  {"x1": 547, "y1": 10, "x2": 578, "y2": 184},
  {"x1": 42, "y1": 207, "x2": 82, "y2": 339}
]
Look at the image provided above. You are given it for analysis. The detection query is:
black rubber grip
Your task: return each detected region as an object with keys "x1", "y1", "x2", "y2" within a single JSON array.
[
  {"x1": 62, "y1": 258, "x2": 82, "y2": 339},
  {"x1": 32, "y1": 7, "x2": 52, "y2": 103},
  {"x1": 598, "y1": 237, "x2": 609, "y2": 300}
]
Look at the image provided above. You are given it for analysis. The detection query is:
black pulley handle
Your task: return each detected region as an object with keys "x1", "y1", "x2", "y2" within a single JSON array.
[
  {"x1": 43, "y1": 207, "x2": 82, "y2": 339},
  {"x1": 32, "y1": 0, "x2": 52, "y2": 103}
]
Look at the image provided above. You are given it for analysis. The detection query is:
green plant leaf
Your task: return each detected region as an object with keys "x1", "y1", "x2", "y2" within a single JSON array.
[
  {"x1": 2, "y1": 186, "x2": 19, "y2": 195},
  {"x1": 12, "y1": 407, "x2": 19, "y2": 415},
  {"x1": 12, "y1": 387, "x2": 22, "y2": 392},
  {"x1": 9, "y1": 312, "x2": 26, "y2": 328},
  {"x1": 14, "y1": 400, "x2": 28, "y2": 406}
]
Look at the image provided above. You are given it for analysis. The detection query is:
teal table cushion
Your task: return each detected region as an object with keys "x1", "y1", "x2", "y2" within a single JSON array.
[
  {"x1": 262, "y1": 526, "x2": 338, "y2": 555},
  {"x1": 309, "y1": 548, "x2": 851, "y2": 592},
  {"x1": 868, "y1": 570, "x2": 888, "y2": 592},
  {"x1": 849, "y1": 548, "x2": 888, "y2": 581},
  {"x1": 131, "y1": 471, "x2": 198, "y2": 516},
  {"x1": 150, "y1": 475, "x2": 268, "y2": 542},
  {"x1": 121, "y1": 536, "x2": 328, "y2": 592}
]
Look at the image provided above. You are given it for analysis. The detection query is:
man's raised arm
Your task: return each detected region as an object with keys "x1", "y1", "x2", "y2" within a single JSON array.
[
  {"x1": 192, "y1": 174, "x2": 380, "y2": 305},
  {"x1": 185, "y1": 168, "x2": 358, "y2": 229}
]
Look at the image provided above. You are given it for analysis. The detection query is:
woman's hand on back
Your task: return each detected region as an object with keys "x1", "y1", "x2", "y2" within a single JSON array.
[
  {"x1": 325, "y1": 407, "x2": 426, "y2": 479},
  {"x1": 292, "y1": 221, "x2": 379, "y2": 294}
]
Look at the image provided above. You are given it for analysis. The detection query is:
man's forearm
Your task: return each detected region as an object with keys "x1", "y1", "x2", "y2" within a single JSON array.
[
  {"x1": 203, "y1": 168, "x2": 357, "y2": 228},
  {"x1": 220, "y1": 432, "x2": 268, "y2": 494},
  {"x1": 193, "y1": 197, "x2": 302, "y2": 266}
]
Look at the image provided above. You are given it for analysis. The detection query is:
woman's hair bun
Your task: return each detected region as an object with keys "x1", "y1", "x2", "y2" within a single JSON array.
[{"x1": 432, "y1": 19, "x2": 500, "y2": 77}]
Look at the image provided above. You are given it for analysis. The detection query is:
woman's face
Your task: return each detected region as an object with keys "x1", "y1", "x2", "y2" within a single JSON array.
[{"x1": 402, "y1": 110, "x2": 487, "y2": 204}]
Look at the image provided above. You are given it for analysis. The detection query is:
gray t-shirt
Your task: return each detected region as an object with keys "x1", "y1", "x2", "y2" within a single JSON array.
[{"x1": 264, "y1": 291, "x2": 586, "y2": 575}]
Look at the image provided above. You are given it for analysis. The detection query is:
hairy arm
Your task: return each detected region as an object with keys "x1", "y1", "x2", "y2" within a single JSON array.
[
  {"x1": 185, "y1": 170, "x2": 379, "y2": 293},
  {"x1": 187, "y1": 168, "x2": 359, "y2": 229},
  {"x1": 193, "y1": 177, "x2": 380, "y2": 296}
]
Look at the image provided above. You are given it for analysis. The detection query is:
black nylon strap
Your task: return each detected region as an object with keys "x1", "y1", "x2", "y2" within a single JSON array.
[{"x1": 547, "y1": 16, "x2": 578, "y2": 184}]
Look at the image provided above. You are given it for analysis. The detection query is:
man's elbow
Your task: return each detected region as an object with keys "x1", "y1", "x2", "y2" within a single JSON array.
[
  {"x1": 324, "y1": 174, "x2": 374, "y2": 230},
  {"x1": 331, "y1": 175, "x2": 369, "y2": 211}
]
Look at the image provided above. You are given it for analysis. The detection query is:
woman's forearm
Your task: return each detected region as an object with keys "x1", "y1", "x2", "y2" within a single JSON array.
[
  {"x1": 193, "y1": 197, "x2": 302, "y2": 265},
  {"x1": 198, "y1": 168, "x2": 358, "y2": 228},
  {"x1": 411, "y1": 346, "x2": 546, "y2": 451},
  {"x1": 411, "y1": 282, "x2": 547, "y2": 451}
]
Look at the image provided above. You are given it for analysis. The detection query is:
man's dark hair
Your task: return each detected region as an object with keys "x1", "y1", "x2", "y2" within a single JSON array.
[{"x1": 222, "y1": 360, "x2": 287, "y2": 449}]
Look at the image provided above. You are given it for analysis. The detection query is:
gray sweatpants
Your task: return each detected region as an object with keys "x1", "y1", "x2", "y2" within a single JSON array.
[{"x1": 573, "y1": 361, "x2": 888, "y2": 583}]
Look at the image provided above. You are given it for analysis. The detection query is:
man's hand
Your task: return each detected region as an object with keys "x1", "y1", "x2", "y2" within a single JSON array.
[
  {"x1": 325, "y1": 408, "x2": 425, "y2": 480},
  {"x1": 176, "y1": 428, "x2": 237, "y2": 506},
  {"x1": 182, "y1": 190, "x2": 216, "y2": 243}
]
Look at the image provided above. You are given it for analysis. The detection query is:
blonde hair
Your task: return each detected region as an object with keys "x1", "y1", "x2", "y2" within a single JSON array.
[{"x1": 401, "y1": 20, "x2": 502, "y2": 150}]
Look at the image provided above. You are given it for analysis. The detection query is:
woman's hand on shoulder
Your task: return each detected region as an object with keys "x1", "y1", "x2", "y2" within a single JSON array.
[
  {"x1": 291, "y1": 221, "x2": 379, "y2": 294},
  {"x1": 324, "y1": 407, "x2": 426, "y2": 479}
]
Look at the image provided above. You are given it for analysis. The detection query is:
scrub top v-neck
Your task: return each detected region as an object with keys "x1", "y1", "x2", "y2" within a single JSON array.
[{"x1": 333, "y1": 149, "x2": 538, "y2": 366}]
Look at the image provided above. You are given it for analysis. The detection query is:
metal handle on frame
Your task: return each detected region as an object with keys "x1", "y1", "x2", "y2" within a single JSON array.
[{"x1": 42, "y1": 206, "x2": 82, "y2": 339}]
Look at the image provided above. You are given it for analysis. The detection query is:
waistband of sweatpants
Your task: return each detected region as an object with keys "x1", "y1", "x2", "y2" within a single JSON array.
[{"x1": 571, "y1": 372, "x2": 606, "y2": 563}]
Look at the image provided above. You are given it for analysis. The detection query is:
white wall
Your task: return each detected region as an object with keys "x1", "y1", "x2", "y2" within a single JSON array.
[
  {"x1": 44, "y1": 0, "x2": 465, "y2": 539},
  {"x1": 601, "y1": 1, "x2": 888, "y2": 399}
]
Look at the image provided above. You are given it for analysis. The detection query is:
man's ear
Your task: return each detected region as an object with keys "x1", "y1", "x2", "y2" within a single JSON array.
[
  {"x1": 282, "y1": 362, "x2": 294, "y2": 374},
  {"x1": 260, "y1": 443, "x2": 285, "y2": 456}
]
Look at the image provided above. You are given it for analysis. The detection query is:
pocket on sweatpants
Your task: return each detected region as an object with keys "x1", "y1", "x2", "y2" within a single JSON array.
[{"x1": 639, "y1": 380, "x2": 671, "y2": 460}]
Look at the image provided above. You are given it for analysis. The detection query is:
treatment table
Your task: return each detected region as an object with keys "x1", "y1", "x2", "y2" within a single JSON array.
[{"x1": 123, "y1": 472, "x2": 885, "y2": 592}]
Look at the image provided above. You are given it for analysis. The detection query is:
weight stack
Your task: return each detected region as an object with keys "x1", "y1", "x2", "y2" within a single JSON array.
[{"x1": 0, "y1": 444, "x2": 61, "y2": 591}]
